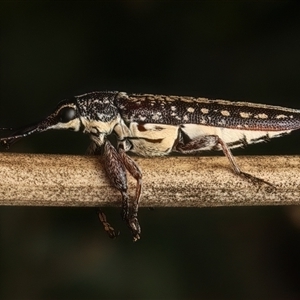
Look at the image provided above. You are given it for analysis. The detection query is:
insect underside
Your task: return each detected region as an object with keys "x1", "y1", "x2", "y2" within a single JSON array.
[{"x1": 1, "y1": 91, "x2": 300, "y2": 241}]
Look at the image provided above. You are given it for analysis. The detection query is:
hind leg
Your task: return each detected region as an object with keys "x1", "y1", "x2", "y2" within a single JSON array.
[{"x1": 175, "y1": 135, "x2": 273, "y2": 187}]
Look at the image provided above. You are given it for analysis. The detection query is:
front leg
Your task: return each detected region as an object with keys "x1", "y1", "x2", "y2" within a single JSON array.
[
  {"x1": 175, "y1": 134, "x2": 273, "y2": 188},
  {"x1": 87, "y1": 142, "x2": 119, "y2": 239},
  {"x1": 96, "y1": 208, "x2": 120, "y2": 239},
  {"x1": 104, "y1": 141, "x2": 141, "y2": 241}
]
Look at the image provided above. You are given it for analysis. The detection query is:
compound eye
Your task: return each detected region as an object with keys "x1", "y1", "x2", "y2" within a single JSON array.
[{"x1": 58, "y1": 107, "x2": 77, "y2": 123}]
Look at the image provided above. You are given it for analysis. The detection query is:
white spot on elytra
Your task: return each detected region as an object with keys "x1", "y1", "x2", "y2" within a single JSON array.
[
  {"x1": 187, "y1": 107, "x2": 195, "y2": 113},
  {"x1": 183, "y1": 115, "x2": 189, "y2": 121},
  {"x1": 201, "y1": 108, "x2": 209, "y2": 114},
  {"x1": 171, "y1": 106, "x2": 177, "y2": 111},
  {"x1": 221, "y1": 110, "x2": 230, "y2": 116},
  {"x1": 240, "y1": 112, "x2": 251, "y2": 118},
  {"x1": 254, "y1": 113, "x2": 268, "y2": 119},
  {"x1": 276, "y1": 114, "x2": 288, "y2": 119}
]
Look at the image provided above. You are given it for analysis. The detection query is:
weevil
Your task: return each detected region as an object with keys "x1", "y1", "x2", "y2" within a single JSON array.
[{"x1": 1, "y1": 91, "x2": 300, "y2": 241}]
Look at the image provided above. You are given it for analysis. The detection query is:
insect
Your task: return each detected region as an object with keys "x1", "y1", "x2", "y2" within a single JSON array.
[{"x1": 1, "y1": 91, "x2": 300, "y2": 241}]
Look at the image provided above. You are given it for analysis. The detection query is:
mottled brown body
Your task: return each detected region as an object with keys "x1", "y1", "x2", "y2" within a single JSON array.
[{"x1": 1, "y1": 91, "x2": 300, "y2": 241}]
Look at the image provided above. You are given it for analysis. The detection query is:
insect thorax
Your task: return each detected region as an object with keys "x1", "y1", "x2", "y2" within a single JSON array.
[{"x1": 74, "y1": 92, "x2": 121, "y2": 145}]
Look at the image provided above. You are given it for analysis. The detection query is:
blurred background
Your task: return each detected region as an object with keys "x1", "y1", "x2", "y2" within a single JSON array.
[{"x1": 1, "y1": 1, "x2": 300, "y2": 299}]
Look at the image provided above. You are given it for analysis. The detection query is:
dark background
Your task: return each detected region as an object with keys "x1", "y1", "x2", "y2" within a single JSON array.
[{"x1": 1, "y1": 1, "x2": 300, "y2": 299}]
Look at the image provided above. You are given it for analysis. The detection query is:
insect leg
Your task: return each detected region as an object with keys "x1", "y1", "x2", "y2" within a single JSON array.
[
  {"x1": 175, "y1": 135, "x2": 273, "y2": 187},
  {"x1": 97, "y1": 208, "x2": 120, "y2": 239},
  {"x1": 119, "y1": 147, "x2": 142, "y2": 241},
  {"x1": 104, "y1": 141, "x2": 141, "y2": 241},
  {"x1": 217, "y1": 138, "x2": 273, "y2": 187},
  {"x1": 87, "y1": 141, "x2": 119, "y2": 239},
  {"x1": 175, "y1": 135, "x2": 219, "y2": 154}
]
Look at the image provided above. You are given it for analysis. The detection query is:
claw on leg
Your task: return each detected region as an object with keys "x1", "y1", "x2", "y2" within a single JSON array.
[
  {"x1": 120, "y1": 190, "x2": 140, "y2": 241},
  {"x1": 97, "y1": 209, "x2": 120, "y2": 239},
  {"x1": 239, "y1": 171, "x2": 272, "y2": 186},
  {"x1": 129, "y1": 216, "x2": 141, "y2": 242}
]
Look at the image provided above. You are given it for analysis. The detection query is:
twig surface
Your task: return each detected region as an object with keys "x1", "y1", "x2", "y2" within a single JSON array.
[{"x1": 0, "y1": 153, "x2": 299, "y2": 207}]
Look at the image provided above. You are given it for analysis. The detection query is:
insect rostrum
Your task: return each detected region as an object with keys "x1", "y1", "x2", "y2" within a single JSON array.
[{"x1": 1, "y1": 91, "x2": 300, "y2": 241}]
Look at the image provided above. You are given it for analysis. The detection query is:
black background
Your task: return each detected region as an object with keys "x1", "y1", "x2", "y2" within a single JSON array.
[{"x1": 1, "y1": 2, "x2": 300, "y2": 299}]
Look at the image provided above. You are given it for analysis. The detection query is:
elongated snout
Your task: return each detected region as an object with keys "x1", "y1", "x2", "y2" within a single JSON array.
[
  {"x1": 0, "y1": 101, "x2": 81, "y2": 149},
  {"x1": 0, "y1": 121, "x2": 46, "y2": 149}
]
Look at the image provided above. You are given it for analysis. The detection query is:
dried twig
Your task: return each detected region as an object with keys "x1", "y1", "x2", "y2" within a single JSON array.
[{"x1": 0, "y1": 153, "x2": 299, "y2": 207}]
